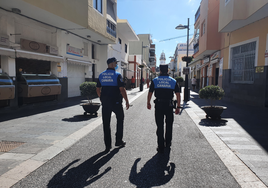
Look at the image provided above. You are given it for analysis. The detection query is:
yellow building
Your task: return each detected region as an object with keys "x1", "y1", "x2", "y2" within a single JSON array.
[{"x1": 219, "y1": 0, "x2": 268, "y2": 107}]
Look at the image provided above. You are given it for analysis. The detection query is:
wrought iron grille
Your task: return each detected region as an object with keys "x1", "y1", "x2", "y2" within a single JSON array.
[{"x1": 231, "y1": 41, "x2": 256, "y2": 83}]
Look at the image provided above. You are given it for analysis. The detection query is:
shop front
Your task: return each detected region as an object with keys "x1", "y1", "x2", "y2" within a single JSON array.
[
  {"x1": 15, "y1": 39, "x2": 64, "y2": 106},
  {"x1": 66, "y1": 58, "x2": 92, "y2": 98},
  {"x1": 209, "y1": 51, "x2": 221, "y2": 86}
]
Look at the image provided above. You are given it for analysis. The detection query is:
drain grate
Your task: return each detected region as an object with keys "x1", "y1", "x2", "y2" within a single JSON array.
[{"x1": 0, "y1": 140, "x2": 25, "y2": 152}]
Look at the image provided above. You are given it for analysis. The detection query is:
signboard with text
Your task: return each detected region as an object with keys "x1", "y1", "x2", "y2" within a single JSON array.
[{"x1": 66, "y1": 45, "x2": 83, "y2": 57}]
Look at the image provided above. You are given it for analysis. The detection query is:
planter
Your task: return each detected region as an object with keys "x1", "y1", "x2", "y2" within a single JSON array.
[
  {"x1": 81, "y1": 102, "x2": 101, "y2": 116},
  {"x1": 201, "y1": 106, "x2": 227, "y2": 120}
]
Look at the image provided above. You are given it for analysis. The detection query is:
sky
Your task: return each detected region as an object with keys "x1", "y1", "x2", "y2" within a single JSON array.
[{"x1": 117, "y1": 0, "x2": 201, "y2": 66}]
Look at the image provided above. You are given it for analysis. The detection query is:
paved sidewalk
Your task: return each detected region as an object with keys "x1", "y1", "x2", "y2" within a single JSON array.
[
  {"x1": 0, "y1": 86, "x2": 148, "y2": 188},
  {"x1": 185, "y1": 89, "x2": 268, "y2": 187}
]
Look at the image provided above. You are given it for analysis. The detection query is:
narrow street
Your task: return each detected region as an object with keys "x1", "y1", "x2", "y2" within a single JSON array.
[{"x1": 11, "y1": 90, "x2": 241, "y2": 188}]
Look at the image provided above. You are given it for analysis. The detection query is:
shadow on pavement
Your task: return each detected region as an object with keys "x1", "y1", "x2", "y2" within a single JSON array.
[
  {"x1": 47, "y1": 148, "x2": 120, "y2": 188},
  {"x1": 62, "y1": 114, "x2": 98, "y2": 122},
  {"x1": 190, "y1": 91, "x2": 268, "y2": 152},
  {"x1": 129, "y1": 149, "x2": 175, "y2": 187},
  {"x1": 199, "y1": 119, "x2": 228, "y2": 127},
  {"x1": 0, "y1": 96, "x2": 87, "y2": 123}
]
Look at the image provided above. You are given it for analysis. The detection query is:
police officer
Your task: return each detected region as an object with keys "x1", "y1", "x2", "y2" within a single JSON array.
[
  {"x1": 147, "y1": 64, "x2": 181, "y2": 153},
  {"x1": 96, "y1": 57, "x2": 130, "y2": 153}
]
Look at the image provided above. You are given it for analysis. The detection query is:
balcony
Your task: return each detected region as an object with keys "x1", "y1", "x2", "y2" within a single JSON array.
[
  {"x1": 195, "y1": 6, "x2": 200, "y2": 23},
  {"x1": 194, "y1": 42, "x2": 199, "y2": 54},
  {"x1": 219, "y1": 1, "x2": 268, "y2": 32},
  {"x1": 149, "y1": 44, "x2": 155, "y2": 53},
  {"x1": 107, "y1": 19, "x2": 116, "y2": 38},
  {"x1": 149, "y1": 57, "x2": 155, "y2": 62}
]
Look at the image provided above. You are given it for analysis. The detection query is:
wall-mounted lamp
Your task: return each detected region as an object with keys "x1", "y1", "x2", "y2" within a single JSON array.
[
  {"x1": 11, "y1": 8, "x2": 21, "y2": 14},
  {"x1": 67, "y1": 43, "x2": 70, "y2": 46}
]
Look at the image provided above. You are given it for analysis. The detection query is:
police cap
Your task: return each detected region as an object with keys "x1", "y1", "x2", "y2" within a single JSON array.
[
  {"x1": 160, "y1": 64, "x2": 168, "y2": 73},
  {"x1": 107, "y1": 57, "x2": 119, "y2": 64}
]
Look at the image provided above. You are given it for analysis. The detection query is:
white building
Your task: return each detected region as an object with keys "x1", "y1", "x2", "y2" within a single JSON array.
[
  {"x1": 0, "y1": 0, "x2": 117, "y2": 110},
  {"x1": 159, "y1": 51, "x2": 166, "y2": 65},
  {"x1": 108, "y1": 19, "x2": 139, "y2": 78}
]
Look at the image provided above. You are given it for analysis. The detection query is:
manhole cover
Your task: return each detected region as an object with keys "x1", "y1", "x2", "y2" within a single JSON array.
[{"x1": 0, "y1": 141, "x2": 25, "y2": 152}]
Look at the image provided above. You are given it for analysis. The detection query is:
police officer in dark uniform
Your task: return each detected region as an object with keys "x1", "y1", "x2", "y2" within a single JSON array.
[
  {"x1": 147, "y1": 64, "x2": 181, "y2": 153},
  {"x1": 96, "y1": 57, "x2": 130, "y2": 153}
]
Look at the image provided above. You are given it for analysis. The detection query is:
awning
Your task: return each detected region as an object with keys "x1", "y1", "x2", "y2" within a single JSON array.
[
  {"x1": 198, "y1": 62, "x2": 209, "y2": 69},
  {"x1": 67, "y1": 58, "x2": 92, "y2": 66},
  {"x1": 0, "y1": 47, "x2": 15, "y2": 57},
  {"x1": 210, "y1": 58, "x2": 220, "y2": 65},
  {"x1": 16, "y1": 50, "x2": 64, "y2": 62}
]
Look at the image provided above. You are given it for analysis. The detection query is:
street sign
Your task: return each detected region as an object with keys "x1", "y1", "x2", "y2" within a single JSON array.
[{"x1": 183, "y1": 67, "x2": 190, "y2": 75}]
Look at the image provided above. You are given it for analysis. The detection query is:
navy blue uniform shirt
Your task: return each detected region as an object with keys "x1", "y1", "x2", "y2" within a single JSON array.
[
  {"x1": 97, "y1": 68, "x2": 124, "y2": 103},
  {"x1": 149, "y1": 74, "x2": 180, "y2": 100}
]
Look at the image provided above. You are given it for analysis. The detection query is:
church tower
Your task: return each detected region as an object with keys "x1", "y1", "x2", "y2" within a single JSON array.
[{"x1": 159, "y1": 51, "x2": 166, "y2": 65}]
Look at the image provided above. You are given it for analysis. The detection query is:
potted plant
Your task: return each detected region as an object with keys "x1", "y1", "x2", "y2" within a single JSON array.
[
  {"x1": 182, "y1": 56, "x2": 194, "y2": 63},
  {"x1": 199, "y1": 85, "x2": 226, "y2": 120},
  {"x1": 79, "y1": 81, "x2": 100, "y2": 116}
]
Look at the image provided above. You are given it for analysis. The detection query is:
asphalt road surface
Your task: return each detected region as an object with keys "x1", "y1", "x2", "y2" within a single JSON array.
[{"x1": 12, "y1": 92, "x2": 240, "y2": 188}]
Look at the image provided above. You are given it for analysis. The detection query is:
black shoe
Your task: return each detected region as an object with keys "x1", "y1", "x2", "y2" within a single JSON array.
[
  {"x1": 104, "y1": 146, "x2": 111, "y2": 153},
  {"x1": 115, "y1": 141, "x2": 126, "y2": 147},
  {"x1": 157, "y1": 147, "x2": 164, "y2": 153}
]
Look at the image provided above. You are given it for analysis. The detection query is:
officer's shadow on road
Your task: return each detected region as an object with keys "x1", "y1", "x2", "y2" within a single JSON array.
[
  {"x1": 47, "y1": 148, "x2": 120, "y2": 188},
  {"x1": 129, "y1": 149, "x2": 175, "y2": 187}
]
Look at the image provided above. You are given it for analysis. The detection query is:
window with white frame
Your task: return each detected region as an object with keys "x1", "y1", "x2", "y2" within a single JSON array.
[
  {"x1": 93, "y1": 0, "x2": 102, "y2": 14},
  {"x1": 231, "y1": 41, "x2": 256, "y2": 83}
]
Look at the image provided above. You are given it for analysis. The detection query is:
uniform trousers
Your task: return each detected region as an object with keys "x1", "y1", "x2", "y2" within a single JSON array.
[
  {"x1": 102, "y1": 101, "x2": 124, "y2": 148},
  {"x1": 155, "y1": 107, "x2": 174, "y2": 149}
]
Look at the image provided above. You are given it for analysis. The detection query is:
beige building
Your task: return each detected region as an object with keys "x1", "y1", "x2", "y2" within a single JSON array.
[{"x1": 219, "y1": 0, "x2": 268, "y2": 107}]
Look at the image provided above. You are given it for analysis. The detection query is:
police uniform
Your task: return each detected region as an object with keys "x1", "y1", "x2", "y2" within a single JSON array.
[
  {"x1": 149, "y1": 65, "x2": 180, "y2": 152},
  {"x1": 97, "y1": 58, "x2": 126, "y2": 151}
]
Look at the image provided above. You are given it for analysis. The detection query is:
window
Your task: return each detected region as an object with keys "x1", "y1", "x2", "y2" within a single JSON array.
[
  {"x1": 125, "y1": 44, "x2": 127, "y2": 53},
  {"x1": 107, "y1": 20, "x2": 116, "y2": 37},
  {"x1": 225, "y1": 0, "x2": 230, "y2": 6},
  {"x1": 231, "y1": 41, "x2": 256, "y2": 83},
  {"x1": 118, "y1": 38, "x2": 121, "y2": 44},
  {"x1": 202, "y1": 21, "x2": 205, "y2": 36},
  {"x1": 93, "y1": 0, "x2": 102, "y2": 14},
  {"x1": 92, "y1": 44, "x2": 95, "y2": 59}
]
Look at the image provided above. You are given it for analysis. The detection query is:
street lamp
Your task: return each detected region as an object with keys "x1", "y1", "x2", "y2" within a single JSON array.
[
  {"x1": 176, "y1": 18, "x2": 190, "y2": 102},
  {"x1": 140, "y1": 41, "x2": 148, "y2": 91}
]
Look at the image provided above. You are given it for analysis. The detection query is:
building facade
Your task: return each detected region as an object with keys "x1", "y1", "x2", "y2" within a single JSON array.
[
  {"x1": 191, "y1": 0, "x2": 222, "y2": 90},
  {"x1": 218, "y1": 0, "x2": 268, "y2": 107},
  {"x1": 108, "y1": 18, "x2": 139, "y2": 82},
  {"x1": 0, "y1": 0, "x2": 117, "y2": 110}
]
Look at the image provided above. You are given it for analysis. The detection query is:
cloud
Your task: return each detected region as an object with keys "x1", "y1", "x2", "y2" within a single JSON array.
[{"x1": 153, "y1": 38, "x2": 158, "y2": 43}]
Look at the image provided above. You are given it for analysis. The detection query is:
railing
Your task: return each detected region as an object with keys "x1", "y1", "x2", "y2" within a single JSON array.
[
  {"x1": 107, "y1": 20, "x2": 116, "y2": 38},
  {"x1": 195, "y1": 6, "x2": 200, "y2": 23},
  {"x1": 194, "y1": 42, "x2": 199, "y2": 54}
]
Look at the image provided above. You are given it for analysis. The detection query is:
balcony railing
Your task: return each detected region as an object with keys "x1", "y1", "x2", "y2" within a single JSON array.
[
  {"x1": 195, "y1": 6, "x2": 200, "y2": 23},
  {"x1": 194, "y1": 41, "x2": 199, "y2": 54},
  {"x1": 107, "y1": 20, "x2": 116, "y2": 38}
]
